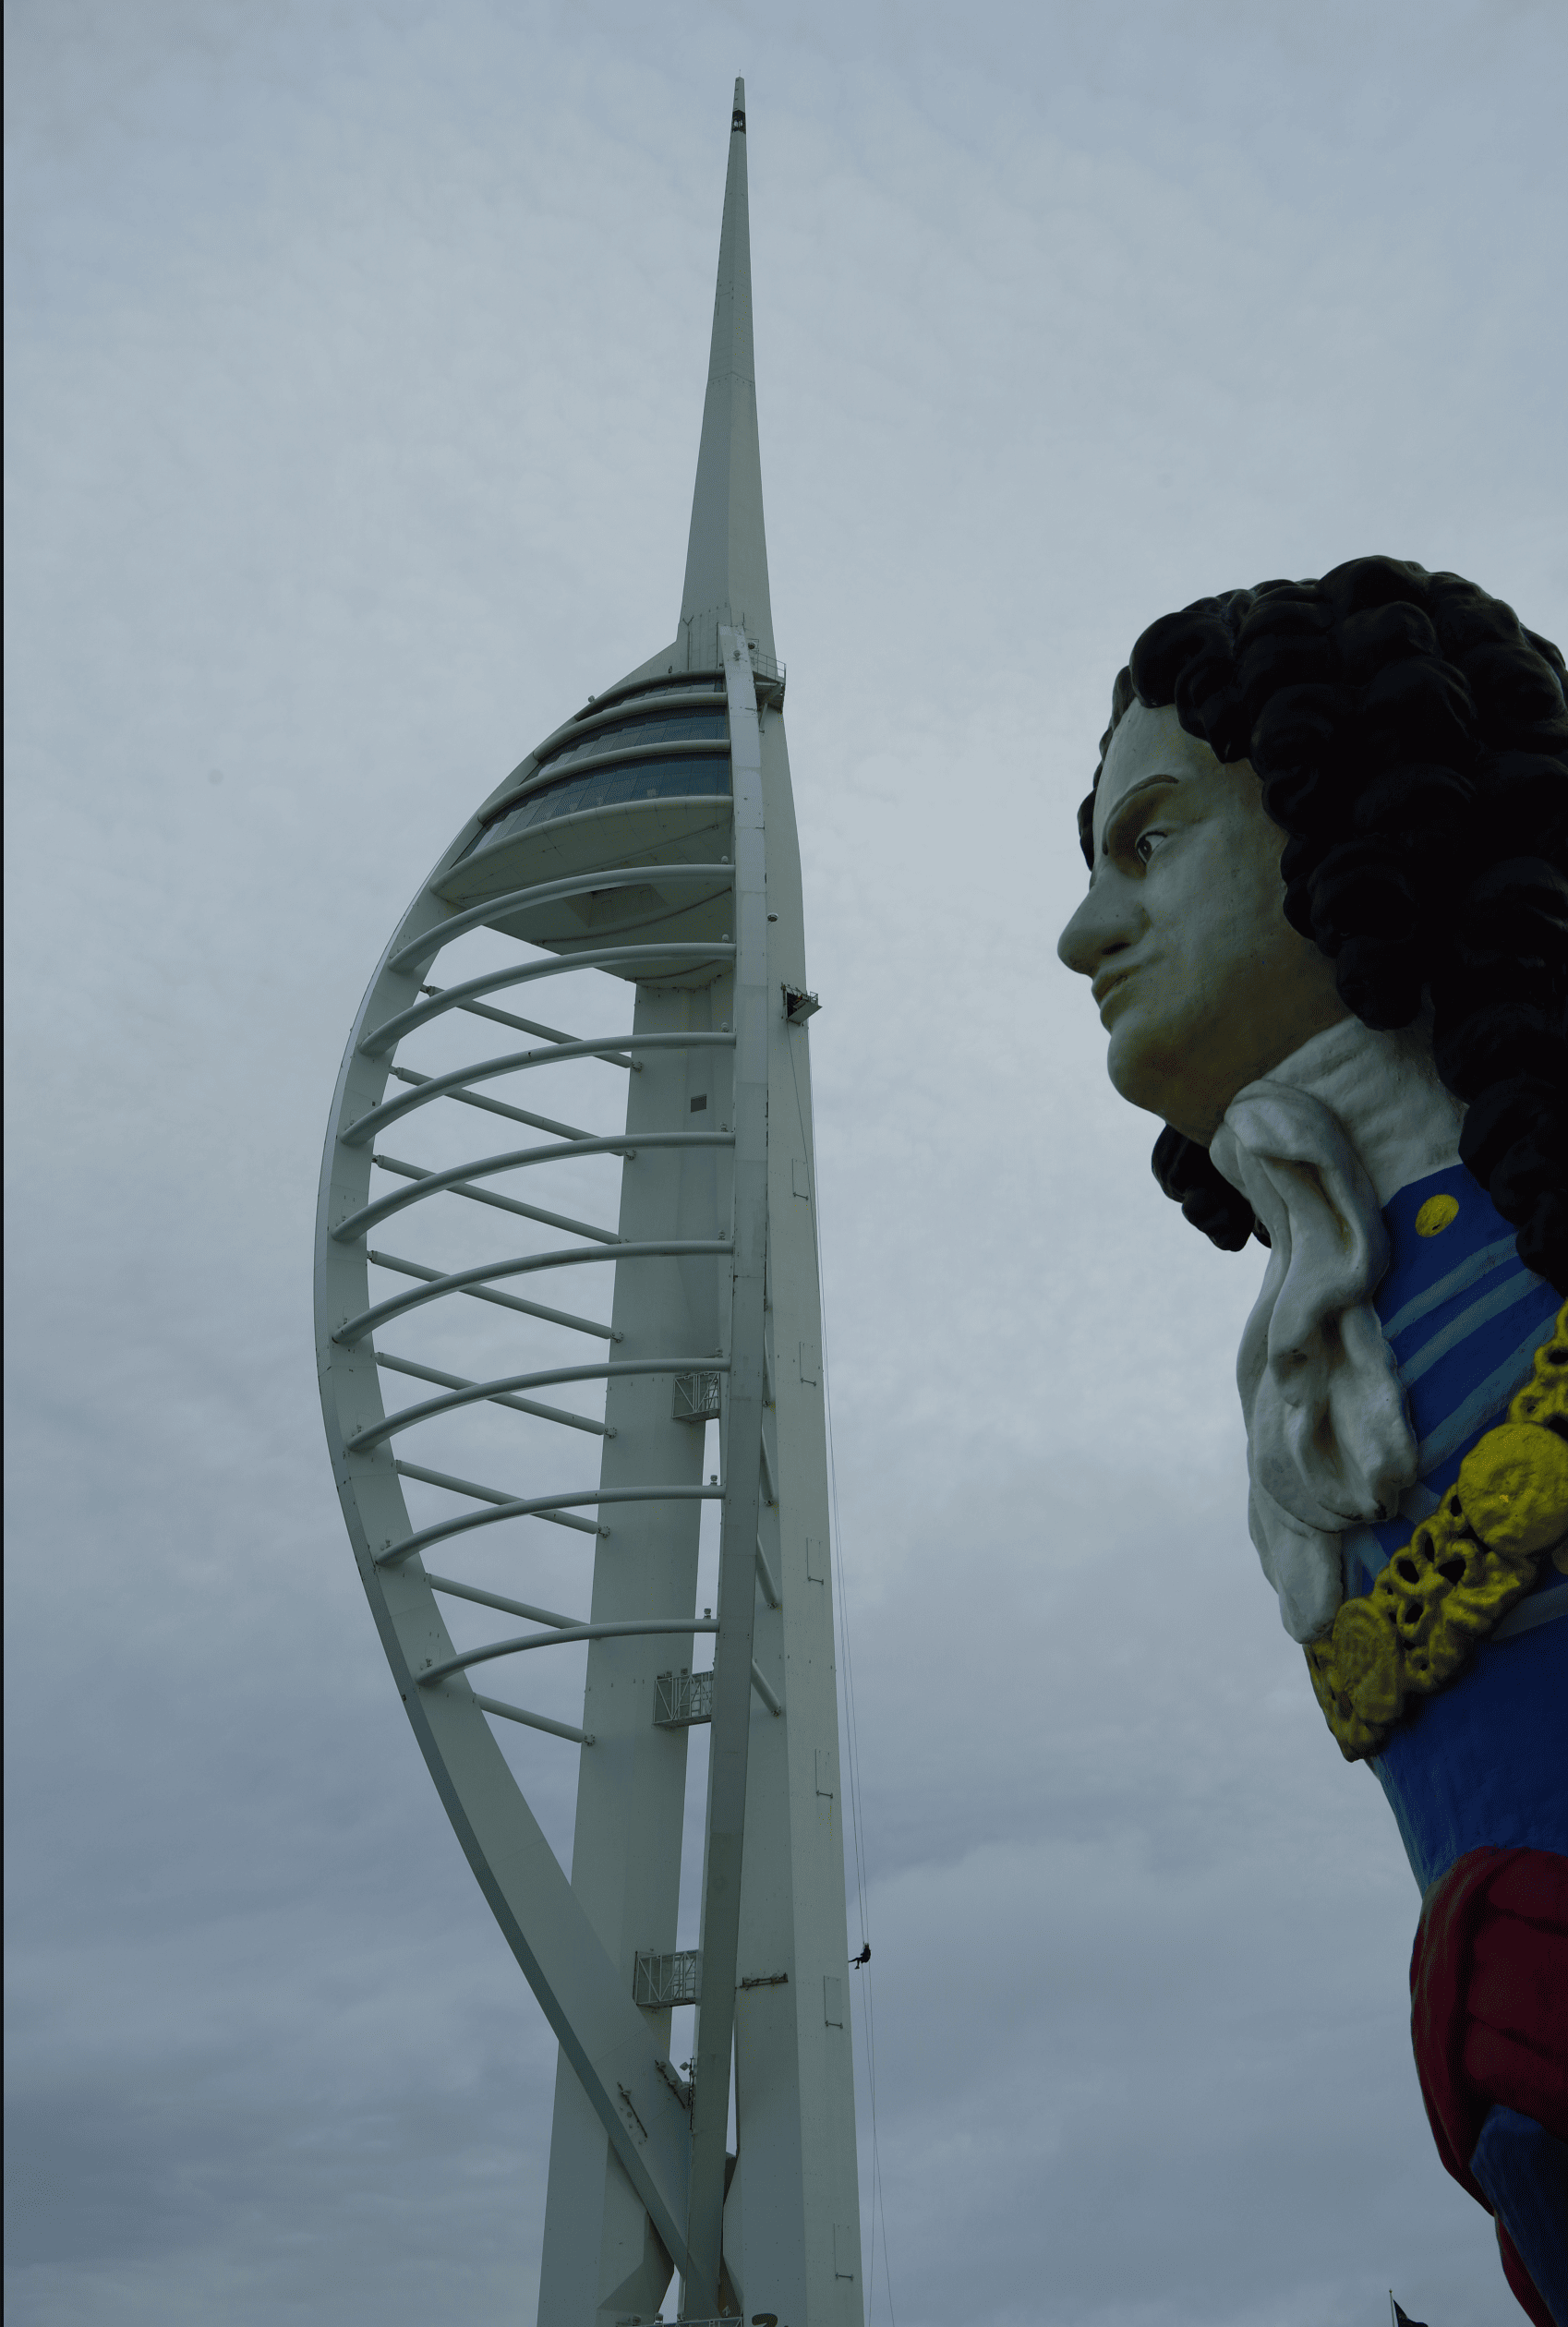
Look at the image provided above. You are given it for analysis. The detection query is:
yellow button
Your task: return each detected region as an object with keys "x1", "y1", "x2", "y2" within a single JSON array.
[
  {"x1": 1416, "y1": 1194, "x2": 1460, "y2": 1237},
  {"x1": 1456, "y1": 1420, "x2": 1568, "y2": 1559}
]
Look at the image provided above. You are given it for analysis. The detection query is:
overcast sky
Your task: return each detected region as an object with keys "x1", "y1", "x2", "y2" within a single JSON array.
[{"x1": 6, "y1": 4, "x2": 1567, "y2": 2323}]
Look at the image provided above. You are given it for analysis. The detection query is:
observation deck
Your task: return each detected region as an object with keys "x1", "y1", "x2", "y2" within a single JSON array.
[{"x1": 434, "y1": 652, "x2": 785, "y2": 973}]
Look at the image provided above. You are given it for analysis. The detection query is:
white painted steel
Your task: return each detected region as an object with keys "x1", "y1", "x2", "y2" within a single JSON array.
[
  {"x1": 334, "y1": 1241, "x2": 735, "y2": 1347},
  {"x1": 392, "y1": 1459, "x2": 604, "y2": 1527},
  {"x1": 366, "y1": 1251, "x2": 620, "y2": 1341},
  {"x1": 340, "y1": 1031, "x2": 735, "y2": 1146},
  {"x1": 384, "y1": 1067, "x2": 599, "y2": 1142},
  {"x1": 374, "y1": 1348, "x2": 612, "y2": 1437},
  {"x1": 347, "y1": 1357, "x2": 730, "y2": 1454},
  {"x1": 337, "y1": 1135, "x2": 731, "y2": 1241},
  {"x1": 681, "y1": 626, "x2": 770, "y2": 2315},
  {"x1": 377, "y1": 1484, "x2": 729, "y2": 1571},
  {"x1": 536, "y1": 962, "x2": 737, "y2": 2324},
  {"x1": 717, "y1": 632, "x2": 864, "y2": 2327},
  {"x1": 471, "y1": 1692, "x2": 596, "y2": 1745},
  {"x1": 420, "y1": 1615, "x2": 723, "y2": 1687},
  {"x1": 384, "y1": 862, "x2": 734, "y2": 980},
  {"x1": 315, "y1": 906, "x2": 702, "y2": 2277},
  {"x1": 316, "y1": 74, "x2": 862, "y2": 2327},
  {"x1": 360, "y1": 944, "x2": 736, "y2": 1052}
]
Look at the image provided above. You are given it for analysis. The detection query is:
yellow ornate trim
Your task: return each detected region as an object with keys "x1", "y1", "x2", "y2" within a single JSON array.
[{"x1": 1305, "y1": 1300, "x2": 1568, "y2": 1762}]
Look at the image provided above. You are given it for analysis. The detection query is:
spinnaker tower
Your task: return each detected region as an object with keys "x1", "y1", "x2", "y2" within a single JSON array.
[{"x1": 315, "y1": 80, "x2": 863, "y2": 2324}]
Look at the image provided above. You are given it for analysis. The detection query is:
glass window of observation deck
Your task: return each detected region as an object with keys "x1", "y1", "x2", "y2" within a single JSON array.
[
  {"x1": 537, "y1": 702, "x2": 727, "y2": 777},
  {"x1": 463, "y1": 753, "x2": 731, "y2": 858}
]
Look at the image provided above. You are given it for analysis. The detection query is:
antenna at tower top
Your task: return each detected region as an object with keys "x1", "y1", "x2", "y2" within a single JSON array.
[{"x1": 679, "y1": 78, "x2": 774, "y2": 669}]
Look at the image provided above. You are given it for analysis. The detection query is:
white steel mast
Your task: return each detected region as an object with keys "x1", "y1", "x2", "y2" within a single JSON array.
[{"x1": 314, "y1": 80, "x2": 862, "y2": 2327}]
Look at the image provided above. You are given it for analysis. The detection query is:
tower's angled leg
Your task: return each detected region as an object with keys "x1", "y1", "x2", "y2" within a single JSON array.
[
  {"x1": 537, "y1": 2068, "x2": 674, "y2": 2324},
  {"x1": 682, "y1": 630, "x2": 772, "y2": 2315},
  {"x1": 719, "y1": 700, "x2": 865, "y2": 2324},
  {"x1": 537, "y1": 974, "x2": 729, "y2": 2326}
]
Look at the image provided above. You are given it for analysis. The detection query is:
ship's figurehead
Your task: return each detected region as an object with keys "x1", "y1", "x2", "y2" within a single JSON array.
[{"x1": 1058, "y1": 558, "x2": 1568, "y2": 2325}]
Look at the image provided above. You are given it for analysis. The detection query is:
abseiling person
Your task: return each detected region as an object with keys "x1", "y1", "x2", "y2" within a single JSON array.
[{"x1": 1057, "y1": 557, "x2": 1567, "y2": 2325}]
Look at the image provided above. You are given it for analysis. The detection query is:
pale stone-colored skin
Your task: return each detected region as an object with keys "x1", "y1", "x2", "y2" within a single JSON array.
[{"x1": 1056, "y1": 702, "x2": 1347, "y2": 1145}]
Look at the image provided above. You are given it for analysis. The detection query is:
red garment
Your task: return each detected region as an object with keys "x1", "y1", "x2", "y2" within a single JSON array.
[{"x1": 1409, "y1": 1847, "x2": 1568, "y2": 2326}]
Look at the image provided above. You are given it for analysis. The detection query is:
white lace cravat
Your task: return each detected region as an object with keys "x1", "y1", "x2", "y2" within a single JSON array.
[{"x1": 1211, "y1": 1083, "x2": 1420, "y2": 1643}]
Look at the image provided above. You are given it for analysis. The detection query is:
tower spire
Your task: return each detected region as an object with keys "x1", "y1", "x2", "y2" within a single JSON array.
[{"x1": 679, "y1": 78, "x2": 775, "y2": 670}]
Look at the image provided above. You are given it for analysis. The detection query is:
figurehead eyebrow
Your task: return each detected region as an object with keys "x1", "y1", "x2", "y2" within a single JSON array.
[{"x1": 1097, "y1": 772, "x2": 1180, "y2": 863}]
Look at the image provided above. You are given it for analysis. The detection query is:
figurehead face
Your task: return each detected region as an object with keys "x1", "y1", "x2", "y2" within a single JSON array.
[{"x1": 1056, "y1": 701, "x2": 1346, "y2": 1145}]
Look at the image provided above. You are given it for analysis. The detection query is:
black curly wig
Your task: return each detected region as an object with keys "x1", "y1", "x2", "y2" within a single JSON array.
[{"x1": 1078, "y1": 557, "x2": 1568, "y2": 1293}]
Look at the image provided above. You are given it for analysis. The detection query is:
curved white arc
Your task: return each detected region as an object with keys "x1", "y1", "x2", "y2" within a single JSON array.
[
  {"x1": 361, "y1": 944, "x2": 736, "y2": 1053},
  {"x1": 332, "y1": 1240, "x2": 735, "y2": 1346},
  {"x1": 420, "y1": 1613, "x2": 723, "y2": 1687},
  {"x1": 347, "y1": 1355, "x2": 733, "y2": 1453},
  {"x1": 315, "y1": 855, "x2": 697, "y2": 2272},
  {"x1": 386, "y1": 861, "x2": 736, "y2": 979},
  {"x1": 340, "y1": 1030, "x2": 737, "y2": 1147},
  {"x1": 373, "y1": 1482, "x2": 728, "y2": 1569},
  {"x1": 333, "y1": 1132, "x2": 735, "y2": 1243}
]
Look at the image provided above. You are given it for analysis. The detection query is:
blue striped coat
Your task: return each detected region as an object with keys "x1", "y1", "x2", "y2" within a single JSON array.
[{"x1": 1337, "y1": 1164, "x2": 1566, "y2": 1891}]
